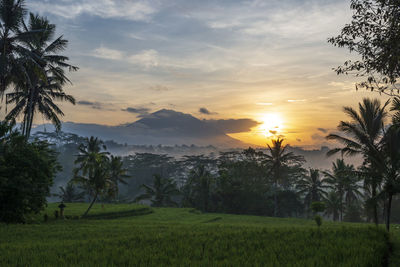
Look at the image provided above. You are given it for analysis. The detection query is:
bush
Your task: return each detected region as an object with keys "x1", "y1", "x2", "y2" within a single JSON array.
[
  {"x1": 311, "y1": 202, "x2": 326, "y2": 214},
  {"x1": 0, "y1": 122, "x2": 60, "y2": 223},
  {"x1": 314, "y1": 215, "x2": 323, "y2": 227}
]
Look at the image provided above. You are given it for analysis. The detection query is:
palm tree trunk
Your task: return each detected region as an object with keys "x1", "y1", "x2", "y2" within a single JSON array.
[
  {"x1": 22, "y1": 112, "x2": 27, "y2": 136},
  {"x1": 372, "y1": 186, "x2": 379, "y2": 226},
  {"x1": 386, "y1": 193, "x2": 393, "y2": 231},
  {"x1": 26, "y1": 109, "x2": 34, "y2": 138},
  {"x1": 382, "y1": 193, "x2": 387, "y2": 224},
  {"x1": 24, "y1": 87, "x2": 35, "y2": 138},
  {"x1": 274, "y1": 180, "x2": 278, "y2": 217},
  {"x1": 25, "y1": 88, "x2": 36, "y2": 139},
  {"x1": 1, "y1": 29, "x2": 8, "y2": 93},
  {"x1": 340, "y1": 200, "x2": 343, "y2": 222},
  {"x1": 83, "y1": 192, "x2": 98, "y2": 217}
]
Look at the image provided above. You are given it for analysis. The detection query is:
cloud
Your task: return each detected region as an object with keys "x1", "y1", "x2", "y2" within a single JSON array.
[
  {"x1": 28, "y1": 0, "x2": 157, "y2": 21},
  {"x1": 288, "y1": 99, "x2": 307, "y2": 103},
  {"x1": 77, "y1": 100, "x2": 104, "y2": 110},
  {"x1": 148, "y1": 85, "x2": 171, "y2": 92},
  {"x1": 198, "y1": 0, "x2": 349, "y2": 42},
  {"x1": 328, "y1": 81, "x2": 355, "y2": 90},
  {"x1": 199, "y1": 107, "x2": 217, "y2": 115},
  {"x1": 129, "y1": 50, "x2": 159, "y2": 68},
  {"x1": 317, "y1": 128, "x2": 328, "y2": 133},
  {"x1": 204, "y1": 119, "x2": 260, "y2": 133},
  {"x1": 311, "y1": 133, "x2": 325, "y2": 141},
  {"x1": 122, "y1": 107, "x2": 151, "y2": 117},
  {"x1": 92, "y1": 46, "x2": 123, "y2": 60},
  {"x1": 90, "y1": 47, "x2": 160, "y2": 68},
  {"x1": 256, "y1": 102, "x2": 273, "y2": 106}
]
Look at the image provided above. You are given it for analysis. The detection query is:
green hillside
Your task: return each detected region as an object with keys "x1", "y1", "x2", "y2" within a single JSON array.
[{"x1": 0, "y1": 203, "x2": 397, "y2": 266}]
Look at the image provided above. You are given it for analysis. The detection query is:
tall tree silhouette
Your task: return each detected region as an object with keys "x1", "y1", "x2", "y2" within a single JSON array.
[
  {"x1": 57, "y1": 182, "x2": 85, "y2": 203},
  {"x1": 323, "y1": 159, "x2": 362, "y2": 221},
  {"x1": 324, "y1": 191, "x2": 341, "y2": 221},
  {"x1": 108, "y1": 155, "x2": 129, "y2": 199},
  {"x1": 5, "y1": 13, "x2": 77, "y2": 137},
  {"x1": 0, "y1": 0, "x2": 32, "y2": 95},
  {"x1": 327, "y1": 98, "x2": 388, "y2": 225},
  {"x1": 296, "y1": 169, "x2": 328, "y2": 214},
  {"x1": 372, "y1": 125, "x2": 400, "y2": 230},
  {"x1": 72, "y1": 137, "x2": 110, "y2": 216},
  {"x1": 182, "y1": 165, "x2": 214, "y2": 212},
  {"x1": 265, "y1": 138, "x2": 304, "y2": 217},
  {"x1": 136, "y1": 174, "x2": 180, "y2": 207}
]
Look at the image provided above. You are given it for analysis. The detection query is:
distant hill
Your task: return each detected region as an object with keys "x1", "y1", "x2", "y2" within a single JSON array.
[
  {"x1": 32, "y1": 109, "x2": 247, "y2": 148},
  {"x1": 286, "y1": 146, "x2": 362, "y2": 170}
]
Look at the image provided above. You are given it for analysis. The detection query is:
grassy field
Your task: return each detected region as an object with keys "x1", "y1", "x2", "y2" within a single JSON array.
[{"x1": 0, "y1": 203, "x2": 396, "y2": 266}]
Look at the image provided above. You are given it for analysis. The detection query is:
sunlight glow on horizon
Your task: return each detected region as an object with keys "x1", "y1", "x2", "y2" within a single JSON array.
[{"x1": 258, "y1": 113, "x2": 284, "y2": 138}]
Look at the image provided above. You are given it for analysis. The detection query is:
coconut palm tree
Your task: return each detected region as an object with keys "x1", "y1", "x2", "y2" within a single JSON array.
[
  {"x1": 326, "y1": 98, "x2": 389, "y2": 225},
  {"x1": 5, "y1": 13, "x2": 77, "y2": 137},
  {"x1": 372, "y1": 126, "x2": 400, "y2": 230},
  {"x1": 324, "y1": 191, "x2": 341, "y2": 221},
  {"x1": 296, "y1": 169, "x2": 328, "y2": 214},
  {"x1": 183, "y1": 165, "x2": 214, "y2": 212},
  {"x1": 323, "y1": 159, "x2": 362, "y2": 221},
  {"x1": 0, "y1": 0, "x2": 32, "y2": 95},
  {"x1": 136, "y1": 174, "x2": 180, "y2": 207},
  {"x1": 391, "y1": 97, "x2": 400, "y2": 127},
  {"x1": 74, "y1": 137, "x2": 108, "y2": 177},
  {"x1": 108, "y1": 155, "x2": 130, "y2": 199},
  {"x1": 57, "y1": 182, "x2": 85, "y2": 203},
  {"x1": 73, "y1": 156, "x2": 110, "y2": 216},
  {"x1": 265, "y1": 138, "x2": 305, "y2": 216},
  {"x1": 72, "y1": 137, "x2": 110, "y2": 216}
]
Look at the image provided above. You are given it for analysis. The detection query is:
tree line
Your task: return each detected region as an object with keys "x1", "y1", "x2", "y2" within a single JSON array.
[
  {"x1": 56, "y1": 97, "x2": 400, "y2": 231},
  {"x1": 2, "y1": 0, "x2": 400, "y2": 231}
]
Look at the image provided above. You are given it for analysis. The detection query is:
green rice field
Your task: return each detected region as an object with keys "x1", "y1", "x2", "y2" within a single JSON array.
[{"x1": 0, "y1": 203, "x2": 398, "y2": 266}]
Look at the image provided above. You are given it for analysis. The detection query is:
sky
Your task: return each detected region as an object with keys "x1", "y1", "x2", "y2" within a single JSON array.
[{"x1": 21, "y1": 0, "x2": 391, "y2": 148}]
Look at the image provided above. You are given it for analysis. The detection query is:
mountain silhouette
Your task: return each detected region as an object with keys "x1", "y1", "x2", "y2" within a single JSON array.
[{"x1": 32, "y1": 109, "x2": 247, "y2": 148}]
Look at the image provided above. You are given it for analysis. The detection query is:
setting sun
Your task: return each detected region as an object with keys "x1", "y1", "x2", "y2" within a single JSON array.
[{"x1": 258, "y1": 113, "x2": 284, "y2": 137}]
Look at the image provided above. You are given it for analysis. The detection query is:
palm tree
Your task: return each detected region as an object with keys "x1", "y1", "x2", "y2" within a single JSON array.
[
  {"x1": 372, "y1": 126, "x2": 400, "y2": 230},
  {"x1": 57, "y1": 182, "x2": 85, "y2": 203},
  {"x1": 324, "y1": 191, "x2": 341, "y2": 221},
  {"x1": 72, "y1": 137, "x2": 110, "y2": 216},
  {"x1": 136, "y1": 174, "x2": 180, "y2": 207},
  {"x1": 108, "y1": 155, "x2": 130, "y2": 199},
  {"x1": 0, "y1": 0, "x2": 32, "y2": 95},
  {"x1": 74, "y1": 137, "x2": 108, "y2": 177},
  {"x1": 265, "y1": 138, "x2": 305, "y2": 216},
  {"x1": 391, "y1": 97, "x2": 400, "y2": 127},
  {"x1": 326, "y1": 98, "x2": 389, "y2": 225},
  {"x1": 5, "y1": 13, "x2": 77, "y2": 137},
  {"x1": 183, "y1": 165, "x2": 214, "y2": 211},
  {"x1": 323, "y1": 159, "x2": 362, "y2": 221},
  {"x1": 296, "y1": 169, "x2": 328, "y2": 214}
]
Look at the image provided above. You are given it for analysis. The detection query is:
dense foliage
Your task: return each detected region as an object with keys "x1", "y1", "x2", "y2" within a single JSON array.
[
  {"x1": 329, "y1": 0, "x2": 400, "y2": 95},
  {"x1": 0, "y1": 122, "x2": 59, "y2": 223}
]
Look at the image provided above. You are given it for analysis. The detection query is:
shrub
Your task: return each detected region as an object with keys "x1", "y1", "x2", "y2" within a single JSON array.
[
  {"x1": 311, "y1": 201, "x2": 326, "y2": 214},
  {"x1": 314, "y1": 215, "x2": 323, "y2": 227},
  {"x1": 0, "y1": 122, "x2": 60, "y2": 223}
]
